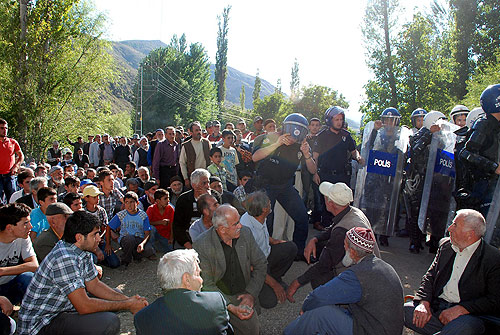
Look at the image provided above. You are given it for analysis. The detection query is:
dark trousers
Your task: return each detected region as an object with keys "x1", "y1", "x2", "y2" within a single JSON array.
[
  {"x1": 265, "y1": 181, "x2": 309, "y2": 253},
  {"x1": 403, "y1": 300, "x2": 496, "y2": 335},
  {"x1": 0, "y1": 174, "x2": 15, "y2": 205},
  {"x1": 259, "y1": 241, "x2": 298, "y2": 309},
  {"x1": 159, "y1": 165, "x2": 178, "y2": 189},
  {"x1": 119, "y1": 235, "x2": 155, "y2": 265},
  {"x1": 38, "y1": 312, "x2": 120, "y2": 335},
  {"x1": 0, "y1": 272, "x2": 33, "y2": 305}
]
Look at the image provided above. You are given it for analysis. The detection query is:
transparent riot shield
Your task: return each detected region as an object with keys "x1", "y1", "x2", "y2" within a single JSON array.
[
  {"x1": 418, "y1": 120, "x2": 459, "y2": 235},
  {"x1": 354, "y1": 121, "x2": 411, "y2": 236},
  {"x1": 485, "y1": 177, "x2": 500, "y2": 245}
]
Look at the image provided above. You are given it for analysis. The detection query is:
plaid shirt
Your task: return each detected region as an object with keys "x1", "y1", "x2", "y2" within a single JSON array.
[
  {"x1": 84, "y1": 205, "x2": 109, "y2": 227},
  {"x1": 98, "y1": 189, "x2": 123, "y2": 220},
  {"x1": 18, "y1": 240, "x2": 98, "y2": 335}
]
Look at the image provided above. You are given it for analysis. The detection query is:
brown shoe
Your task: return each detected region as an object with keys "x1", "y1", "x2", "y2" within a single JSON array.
[{"x1": 313, "y1": 222, "x2": 325, "y2": 231}]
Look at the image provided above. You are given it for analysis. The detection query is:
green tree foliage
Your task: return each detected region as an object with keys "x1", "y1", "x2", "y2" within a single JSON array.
[
  {"x1": 253, "y1": 69, "x2": 261, "y2": 104},
  {"x1": 363, "y1": 0, "x2": 400, "y2": 107},
  {"x1": 294, "y1": 85, "x2": 349, "y2": 121},
  {"x1": 275, "y1": 79, "x2": 282, "y2": 95},
  {"x1": 395, "y1": 14, "x2": 454, "y2": 124},
  {"x1": 449, "y1": 0, "x2": 478, "y2": 100},
  {"x1": 253, "y1": 92, "x2": 293, "y2": 123},
  {"x1": 215, "y1": 6, "x2": 231, "y2": 107},
  {"x1": 290, "y1": 59, "x2": 300, "y2": 100},
  {"x1": 462, "y1": 51, "x2": 500, "y2": 109},
  {"x1": 137, "y1": 35, "x2": 216, "y2": 132},
  {"x1": 0, "y1": 0, "x2": 124, "y2": 162},
  {"x1": 474, "y1": 0, "x2": 500, "y2": 67},
  {"x1": 239, "y1": 85, "x2": 245, "y2": 111}
]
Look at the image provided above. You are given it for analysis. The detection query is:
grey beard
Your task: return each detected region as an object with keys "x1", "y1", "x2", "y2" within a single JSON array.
[{"x1": 342, "y1": 252, "x2": 354, "y2": 267}]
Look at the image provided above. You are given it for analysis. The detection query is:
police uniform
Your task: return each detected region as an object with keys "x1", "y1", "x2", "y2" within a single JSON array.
[{"x1": 254, "y1": 132, "x2": 309, "y2": 254}]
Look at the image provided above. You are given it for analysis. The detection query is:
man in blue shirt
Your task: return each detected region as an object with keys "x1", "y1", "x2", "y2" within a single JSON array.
[
  {"x1": 106, "y1": 192, "x2": 155, "y2": 266},
  {"x1": 284, "y1": 227, "x2": 404, "y2": 335}
]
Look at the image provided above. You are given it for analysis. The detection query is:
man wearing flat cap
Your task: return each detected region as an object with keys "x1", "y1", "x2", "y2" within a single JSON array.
[
  {"x1": 33, "y1": 203, "x2": 73, "y2": 262},
  {"x1": 286, "y1": 182, "x2": 380, "y2": 302},
  {"x1": 284, "y1": 227, "x2": 404, "y2": 335}
]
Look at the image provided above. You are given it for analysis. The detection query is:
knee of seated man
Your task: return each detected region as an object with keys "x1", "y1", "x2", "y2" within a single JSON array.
[{"x1": 101, "y1": 312, "x2": 120, "y2": 335}]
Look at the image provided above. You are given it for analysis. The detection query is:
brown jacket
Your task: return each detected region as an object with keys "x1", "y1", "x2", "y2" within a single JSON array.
[{"x1": 183, "y1": 138, "x2": 211, "y2": 177}]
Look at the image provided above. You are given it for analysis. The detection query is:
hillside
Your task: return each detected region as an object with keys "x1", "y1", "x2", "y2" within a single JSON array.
[{"x1": 110, "y1": 39, "x2": 275, "y2": 113}]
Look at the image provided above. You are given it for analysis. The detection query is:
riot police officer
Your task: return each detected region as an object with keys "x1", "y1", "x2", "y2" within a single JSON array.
[
  {"x1": 410, "y1": 108, "x2": 427, "y2": 134},
  {"x1": 459, "y1": 84, "x2": 500, "y2": 246},
  {"x1": 450, "y1": 104, "x2": 470, "y2": 128},
  {"x1": 312, "y1": 106, "x2": 363, "y2": 228},
  {"x1": 252, "y1": 113, "x2": 317, "y2": 258}
]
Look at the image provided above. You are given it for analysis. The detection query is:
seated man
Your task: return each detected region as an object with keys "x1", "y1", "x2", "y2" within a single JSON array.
[
  {"x1": 62, "y1": 192, "x2": 83, "y2": 212},
  {"x1": 287, "y1": 182, "x2": 380, "y2": 302},
  {"x1": 134, "y1": 249, "x2": 232, "y2": 334},
  {"x1": 107, "y1": 192, "x2": 155, "y2": 266},
  {"x1": 284, "y1": 227, "x2": 404, "y2": 335},
  {"x1": 123, "y1": 178, "x2": 145, "y2": 198},
  {"x1": 241, "y1": 191, "x2": 297, "y2": 309},
  {"x1": 138, "y1": 180, "x2": 158, "y2": 211},
  {"x1": 33, "y1": 203, "x2": 73, "y2": 262},
  {"x1": 29, "y1": 187, "x2": 57, "y2": 239},
  {"x1": 146, "y1": 188, "x2": 174, "y2": 253},
  {"x1": 18, "y1": 211, "x2": 148, "y2": 335},
  {"x1": 17, "y1": 176, "x2": 47, "y2": 209},
  {"x1": 193, "y1": 205, "x2": 267, "y2": 335},
  {"x1": 83, "y1": 186, "x2": 120, "y2": 268},
  {"x1": 209, "y1": 176, "x2": 245, "y2": 215},
  {"x1": 404, "y1": 209, "x2": 500, "y2": 335},
  {"x1": 0, "y1": 203, "x2": 38, "y2": 305},
  {"x1": 189, "y1": 193, "x2": 219, "y2": 242}
]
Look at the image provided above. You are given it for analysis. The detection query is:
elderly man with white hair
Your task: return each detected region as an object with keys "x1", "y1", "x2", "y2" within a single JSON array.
[
  {"x1": 134, "y1": 249, "x2": 232, "y2": 335},
  {"x1": 286, "y1": 182, "x2": 380, "y2": 303},
  {"x1": 284, "y1": 227, "x2": 404, "y2": 335},
  {"x1": 173, "y1": 169, "x2": 211, "y2": 249},
  {"x1": 405, "y1": 209, "x2": 500, "y2": 335},
  {"x1": 193, "y1": 204, "x2": 267, "y2": 335}
]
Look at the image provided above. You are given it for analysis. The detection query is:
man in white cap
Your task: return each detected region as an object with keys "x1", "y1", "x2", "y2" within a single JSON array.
[
  {"x1": 286, "y1": 182, "x2": 380, "y2": 302},
  {"x1": 284, "y1": 227, "x2": 404, "y2": 335}
]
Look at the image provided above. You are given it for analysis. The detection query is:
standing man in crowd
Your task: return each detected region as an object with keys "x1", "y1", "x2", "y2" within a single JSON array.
[
  {"x1": 153, "y1": 126, "x2": 179, "y2": 189},
  {"x1": 248, "y1": 116, "x2": 265, "y2": 141},
  {"x1": 88, "y1": 134, "x2": 101, "y2": 167},
  {"x1": 19, "y1": 211, "x2": 148, "y2": 335},
  {"x1": 98, "y1": 134, "x2": 115, "y2": 166},
  {"x1": 179, "y1": 122, "x2": 211, "y2": 188},
  {"x1": 0, "y1": 119, "x2": 24, "y2": 204}
]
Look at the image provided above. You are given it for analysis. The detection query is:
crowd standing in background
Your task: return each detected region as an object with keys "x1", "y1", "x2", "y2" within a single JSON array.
[{"x1": 0, "y1": 84, "x2": 499, "y2": 334}]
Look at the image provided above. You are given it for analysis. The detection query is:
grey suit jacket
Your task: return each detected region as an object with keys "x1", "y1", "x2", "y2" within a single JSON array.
[{"x1": 193, "y1": 226, "x2": 267, "y2": 302}]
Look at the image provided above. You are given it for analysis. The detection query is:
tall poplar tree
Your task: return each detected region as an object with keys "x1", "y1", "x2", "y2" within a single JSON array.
[
  {"x1": 253, "y1": 69, "x2": 261, "y2": 104},
  {"x1": 240, "y1": 85, "x2": 245, "y2": 111},
  {"x1": 290, "y1": 59, "x2": 300, "y2": 100},
  {"x1": 215, "y1": 6, "x2": 231, "y2": 107}
]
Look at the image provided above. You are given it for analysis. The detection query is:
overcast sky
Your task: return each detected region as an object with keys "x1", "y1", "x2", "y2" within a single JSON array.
[{"x1": 94, "y1": 0, "x2": 433, "y2": 121}]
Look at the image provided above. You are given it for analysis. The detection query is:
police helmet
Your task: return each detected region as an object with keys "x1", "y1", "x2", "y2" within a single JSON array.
[
  {"x1": 380, "y1": 107, "x2": 401, "y2": 126},
  {"x1": 283, "y1": 113, "x2": 309, "y2": 143},
  {"x1": 480, "y1": 84, "x2": 500, "y2": 115},
  {"x1": 411, "y1": 108, "x2": 427, "y2": 128},
  {"x1": 449, "y1": 105, "x2": 470, "y2": 124},
  {"x1": 423, "y1": 111, "x2": 447, "y2": 130},
  {"x1": 466, "y1": 107, "x2": 486, "y2": 129},
  {"x1": 324, "y1": 106, "x2": 346, "y2": 128}
]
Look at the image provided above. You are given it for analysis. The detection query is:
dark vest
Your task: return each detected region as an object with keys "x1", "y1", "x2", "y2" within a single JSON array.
[
  {"x1": 349, "y1": 255, "x2": 404, "y2": 335},
  {"x1": 183, "y1": 139, "x2": 210, "y2": 177},
  {"x1": 137, "y1": 147, "x2": 148, "y2": 167}
]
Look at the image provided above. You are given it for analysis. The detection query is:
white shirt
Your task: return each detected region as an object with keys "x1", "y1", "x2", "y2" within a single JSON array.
[
  {"x1": 9, "y1": 189, "x2": 27, "y2": 203},
  {"x1": 240, "y1": 212, "x2": 271, "y2": 257},
  {"x1": 179, "y1": 140, "x2": 206, "y2": 179},
  {"x1": 439, "y1": 239, "x2": 481, "y2": 303}
]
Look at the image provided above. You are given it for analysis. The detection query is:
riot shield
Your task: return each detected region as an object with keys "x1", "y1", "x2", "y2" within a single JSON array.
[
  {"x1": 354, "y1": 121, "x2": 411, "y2": 236},
  {"x1": 418, "y1": 120, "x2": 459, "y2": 235},
  {"x1": 485, "y1": 177, "x2": 500, "y2": 245}
]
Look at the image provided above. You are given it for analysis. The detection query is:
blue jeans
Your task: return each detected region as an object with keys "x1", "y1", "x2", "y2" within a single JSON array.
[
  {"x1": 404, "y1": 301, "x2": 488, "y2": 335},
  {"x1": 284, "y1": 305, "x2": 353, "y2": 335},
  {"x1": 0, "y1": 272, "x2": 34, "y2": 305},
  {"x1": 0, "y1": 174, "x2": 16, "y2": 204},
  {"x1": 98, "y1": 242, "x2": 121, "y2": 268},
  {"x1": 150, "y1": 226, "x2": 173, "y2": 254},
  {"x1": 265, "y1": 180, "x2": 308, "y2": 253}
]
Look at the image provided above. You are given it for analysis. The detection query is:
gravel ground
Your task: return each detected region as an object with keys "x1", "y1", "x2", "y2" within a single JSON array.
[{"x1": 101, "y1": 228, "x2": 435, "y2": 335}]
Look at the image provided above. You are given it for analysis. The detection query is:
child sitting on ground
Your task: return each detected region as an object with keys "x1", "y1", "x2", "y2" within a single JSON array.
[{"x1": 146, "y1": 188, "x2": 174, "y2": 253}]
